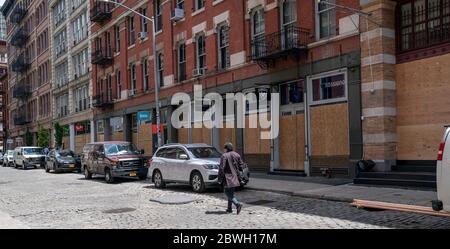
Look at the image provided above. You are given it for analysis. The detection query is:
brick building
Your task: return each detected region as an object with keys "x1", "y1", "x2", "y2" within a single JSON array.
[
  {"x1": 1, "y1": 0, "x2": 53, "y2": 148},
  {"x1": 0, "y1": 39, "x2": 7, "y2": 151},
  {"x1": 50, "y1": 0, "x2": 94, "y2": 153},
  {"x1": 90, "y1": 0, "x2": 362, "y2": 176}
]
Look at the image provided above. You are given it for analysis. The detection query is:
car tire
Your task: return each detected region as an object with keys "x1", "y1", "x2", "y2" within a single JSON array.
[
  {"x1": 45, "y1": 163, "x2": 50, "y2": 173},
  {"x1": 105, "y1": 169, "x2": 114, "y2": 184},
  {"x1": 53, "y1": 162, "x2": 58, "y2": 173},
  {"x1": 190, "y1": 171, "x2": 205, "y2": 193},
  {"x1": 84, "y1": 166, "x2": 92, "y2": 180},
  {"x1": 22, "y1": 163, "x2": 26, "y2": 170},
  {"x1": 153, "y1": 170, "x2": 165, "y2": 188}
]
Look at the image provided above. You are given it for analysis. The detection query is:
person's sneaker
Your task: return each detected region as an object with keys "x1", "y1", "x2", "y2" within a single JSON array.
[
  {"x1": 236, "y1": 203, "x2": 243, "y2": 215},
  {"x1": 226, "y1": 209, "x2": 233, "y2": 213}
]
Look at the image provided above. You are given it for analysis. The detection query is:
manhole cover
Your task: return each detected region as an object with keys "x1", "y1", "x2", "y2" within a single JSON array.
[
  {"x1": 150, "y1": 194, "x2": 199, "y2": 205},
  {"x1": 103, "y1": 208, "x2": 136, "y2": 214},
  {"x1": 247, "y1": 200, "x2": 276, "y2": 206}
]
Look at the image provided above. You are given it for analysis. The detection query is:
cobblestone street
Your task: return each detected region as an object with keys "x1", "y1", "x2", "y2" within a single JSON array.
[{"x1": 1, "y1": 167, "x2": 450, "y2": 229}]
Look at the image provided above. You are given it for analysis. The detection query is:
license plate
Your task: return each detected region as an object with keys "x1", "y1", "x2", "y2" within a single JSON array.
[
  {"x1": 69, "y1": 164, "x2": 75, "y2": 168},
  {"x1": 130, "y1": 172, "x2": 137, "y2": 177}
]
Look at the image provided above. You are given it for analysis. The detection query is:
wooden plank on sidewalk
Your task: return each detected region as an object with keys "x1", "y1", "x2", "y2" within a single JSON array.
[{"x1": 351, "y1": 199, "x2": 450, "y2": 217}]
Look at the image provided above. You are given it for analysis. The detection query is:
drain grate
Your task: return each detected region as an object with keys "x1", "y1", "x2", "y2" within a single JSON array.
[
  {"x1": 247, "y1": 200, "x2": 276, "y2": 206},
  {"x1": 103, "y1": 208, "x2": 136, "y2": 214}
]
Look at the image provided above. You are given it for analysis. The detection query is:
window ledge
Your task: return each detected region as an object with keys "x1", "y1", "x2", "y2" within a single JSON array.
[
  {"x1": 155, "y1": 30, "x2": 163, "y2": 36},
  {"x1": 192, "y1": 8, "x2": 205, "y2": 17},
  {"x1": 212, "y1": 0, "x2": 225, "y2": 6},
  {"x1": 128, "y1": 44, "x2": 136, "y2": 50}
]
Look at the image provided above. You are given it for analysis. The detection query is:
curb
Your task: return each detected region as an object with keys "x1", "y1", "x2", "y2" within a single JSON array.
[{"x1": 246, "y1": 186, "x2": 354, "y2": 203}]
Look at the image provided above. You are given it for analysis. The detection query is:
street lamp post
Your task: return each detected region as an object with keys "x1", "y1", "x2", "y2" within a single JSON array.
[{"x1": 98, "y1": 0, "x2": 162, "y2": 148}]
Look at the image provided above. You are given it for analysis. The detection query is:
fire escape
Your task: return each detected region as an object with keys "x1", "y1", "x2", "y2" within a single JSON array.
[
  {"x1": 90, "y1": 1, "x2": 114, "y2": 110},
  {"x1": 10, "y1": 4, "x2": 31, "y2": 126},
  {"x1": 250, "y1": 26, "x2": 311, "y2": 69}
]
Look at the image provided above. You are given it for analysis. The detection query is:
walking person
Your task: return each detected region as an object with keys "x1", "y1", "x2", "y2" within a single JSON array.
[{"x1": 218, "y1": 143, "x2": 244, "y2": 215}]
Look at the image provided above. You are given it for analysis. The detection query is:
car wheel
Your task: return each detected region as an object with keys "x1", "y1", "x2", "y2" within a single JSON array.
[
  {"x1": 45, "y1": 163, "x2": 50, "y2": 173},
  {"x1": 105, "y1": 169, "x2": 114, "y2": 184},
  {"x1": 190, "y1": 172, "x2": 205, "y2": 193},
  {"x1": 22, "y1": 163, "x2": 26, "y2": 170},
  {"x1": 53, "y1": 162, "x2": 58, "y2": 173},
  {"x1": 84, "y1": 166, "x2": 92, "y2": 180},
  {"x1": 153, "y1": 170, "x2": 165, "y2": 188}
]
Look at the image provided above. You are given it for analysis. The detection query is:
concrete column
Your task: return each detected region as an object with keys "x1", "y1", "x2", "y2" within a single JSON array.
[
  {"x1": 90, "y1": 120, "x2": 96, "y2": 143},
  {"x1": 104, "y1": 118, "x2": 111, "y2": 141},
  {"x1": 360, "y1": 0, "x2": 397, "y2": 171},
  {"x1": 69, "y1": 124, "x2": 75, "y2": 152}
]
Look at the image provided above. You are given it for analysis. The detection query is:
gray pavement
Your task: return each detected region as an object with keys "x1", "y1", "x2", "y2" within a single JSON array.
[
  {"x1": 248, "y1": 173, "x2": 437, "y2": 206},
  {"x1": 0, "y1": 167, "x2": 449, "y2": 229}
]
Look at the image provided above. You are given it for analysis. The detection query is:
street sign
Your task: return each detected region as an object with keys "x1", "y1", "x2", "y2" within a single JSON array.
[
  {"x1": 7, "y1": 139, "x2": 13, "y2": 144},
  {"x1": 138, "y1": 111, "x2": 151, "y2": 123}
]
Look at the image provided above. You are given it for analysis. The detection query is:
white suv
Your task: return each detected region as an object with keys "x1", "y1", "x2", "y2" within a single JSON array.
[
  {"x1": 148, "y1": 144, "x2": 250, "y2": 193},
  {"x1": 434, "y1": 126, "x2": 450, "y2": 211}
]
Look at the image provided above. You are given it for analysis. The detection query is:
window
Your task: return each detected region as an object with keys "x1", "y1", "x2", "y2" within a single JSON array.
[
  {"x1": 73, "y1": 48, "x2": 89, "y2": 78},
  {"x1": 310, "y1": 73, "x2": 347, "y2": 104},
  {"x1": 130, "y1": 63, "x2": 137, "y2": 93},
  {"x1": 194, "y1": 0, "x2": 205, "y2": 11},
  {"x1": 280, "y1": 80, "x2": 304, "y2": 106},
  {"x1": 107, "y1": 74, "x2": 113, "y2": 102},
  {"x1": 116, "y1": 69, "x2": 122, "y2": 99},
  {"x1": 217, "y1": 25, "x2": 230, "y2": 70},
  {"x1": 281, "y1": 0, "x2": 297, "y2": 28},
  {"x1": 97, "y1": 78, "x2": 104, "y2": 96},
  {"x1": 157, "y1": 52, "x2": 164, "y2": 87},
  {"x1": 176, "y1": 0, "x2": 185, "y2": 9},
  {"x1": 142, "y1": 58, "x2": 149, "y2": 91},
  {"x1": 97, "y1": 120, "x2": 104, "y2": 133},
  {"x1": 72, "y1": 12, "x2": 88, "y2": 44},
  {"x1": 54, "y1": 29, "x2": 66, "y2": 58},
  {"x1": 178, "y1": 43, "x2": 186, "y2": 81},
  {"x1": 114, "y1": 25, "x2": 121, "y2": 53},
  {"x1": 317, "y1": 0, "x2": 336, "y2": 39},
  {"x1": 56, "y1": 93, "x2": 69, "y2": 117},
  {"x1": 128, "y1": 16, "x2": 135, "y2": 46},
  {"x1": 140, "y1": 7, "x2": 148, "y2": 33},
  {"x1": 55, "y1": 62, "x2": 68, "y2": 87},
  {"x1": 155, "y1": 0, "x2": 162, "y2": 31},
  {"x1": 251, "y1": 8, "x2": 265, "y2": 56},
  {"x1": 53, "y1": 0, "x2": 66, "y2": 28},
  {"x1": 398, "y1": 0, "x2": 450, "y2": 52},
  {"x1": 195, "y1": 34, "x2": 206, "y2": 71}
]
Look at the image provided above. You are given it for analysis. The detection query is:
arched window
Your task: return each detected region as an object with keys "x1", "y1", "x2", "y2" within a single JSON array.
[
  {"x1": 195, "y1": 34, "x2": 206, "y2": 72},
  {"x1": 217, "y1": 24, "x2": 230, "y2": 70},
  {"x1": 251, "y1": 8, "x2": 265, "y2": 57}
]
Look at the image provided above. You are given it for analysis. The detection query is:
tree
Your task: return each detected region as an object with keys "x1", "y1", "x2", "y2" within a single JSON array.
[
  {"x1": 37, "y1": 126, "x2": 50, "y2": 148},
  {"x1": 54, "y1": 122, "x2": 64, "y2": 148},
  {"x1": 25, "y1": 129, "x2": 33, "y2": 146}
]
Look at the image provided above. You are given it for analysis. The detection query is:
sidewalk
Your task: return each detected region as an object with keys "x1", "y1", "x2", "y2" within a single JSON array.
[
  {"x1": 0, "y1": 211, "x2": 29, "y2": 229},
  {"x1": 247, "y1": 173, "x2": 437, "y2": 207}
]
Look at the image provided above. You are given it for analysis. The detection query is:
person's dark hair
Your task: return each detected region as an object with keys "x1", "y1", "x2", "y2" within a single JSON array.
[{"x1": 224, "y1": 143, "x2": 234, "y2": 152}]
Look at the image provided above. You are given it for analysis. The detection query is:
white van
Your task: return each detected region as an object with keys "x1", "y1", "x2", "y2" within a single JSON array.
[
  {"x1": 434, "y1": 126, "x2": 450, "y2": 212},
  {"x1": 13, "y1": 147, "x2": 45, "y2": 170}
]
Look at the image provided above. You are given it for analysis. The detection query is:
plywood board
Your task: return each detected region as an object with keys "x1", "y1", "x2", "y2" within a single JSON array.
[
  {"x1": 311, "y1": 103, "x2": 349, "y2": 156},
  {"x1": 112, "y1": 131, "x2": 124, "y2": 141},
  {"x1": 280, "y1": 115, "x2": 296, "y2": 170},
  {"x1": 244, "y1": 114, "x2": 272, "y2": 155},
  {"x1": 219, "y1": 121, "x2": 236, "y2": 149},
  {"x1": 296, "y1": 114, "x2": 306, "y2": 170},
  {"x1": 97, "y1": 134, "x2": 104, "y2": 142},
  {"x1": 178, "y1": 128, "x2": 189, "y2": 144}
]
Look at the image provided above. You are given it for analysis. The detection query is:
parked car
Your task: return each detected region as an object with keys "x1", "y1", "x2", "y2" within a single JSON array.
[
  {"x1": 0, "y1": 153, "x2": 3, "y2": 166},
  {"x1": 3, "y1": 150, "x2": 14, "y2": 167},
  {"x1": 13, "y1": 147, "x2": 46, "y2": 170},
  {"x1": 45, "y1": 149, "x2": 81, "y2": 173},
  {"x1": 148, "y1": 143, "x2": 250, "y2": 193},
  {"x1": 81, "y1": 141, "x2": 149, "y2": 183},
  {"x1": 434, "y1": 126, "x2": 450, "y2": 212}
]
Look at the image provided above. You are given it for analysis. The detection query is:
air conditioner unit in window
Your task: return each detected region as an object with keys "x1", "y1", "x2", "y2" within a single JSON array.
[
  {"x1": 192, "y1": 68, "x2": 206, "y2": 77},
  {"x1": 138, "y1": 32, "x2": 148, "y2": 41},
  {"x1": 171, "y1": 8, "x2": 185, "y2": 21},
  {"x1": 128, "y1": 89, "x2": 137, "y2": 97}
]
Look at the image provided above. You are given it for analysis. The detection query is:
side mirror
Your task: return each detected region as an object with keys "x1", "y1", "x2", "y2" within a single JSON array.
[
  {"x1": 179, "y1": 154, "x2": 188, "y2": 160},
  {"x1": 140, "y1": 149, "x2": 145, "y2": 155}
]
